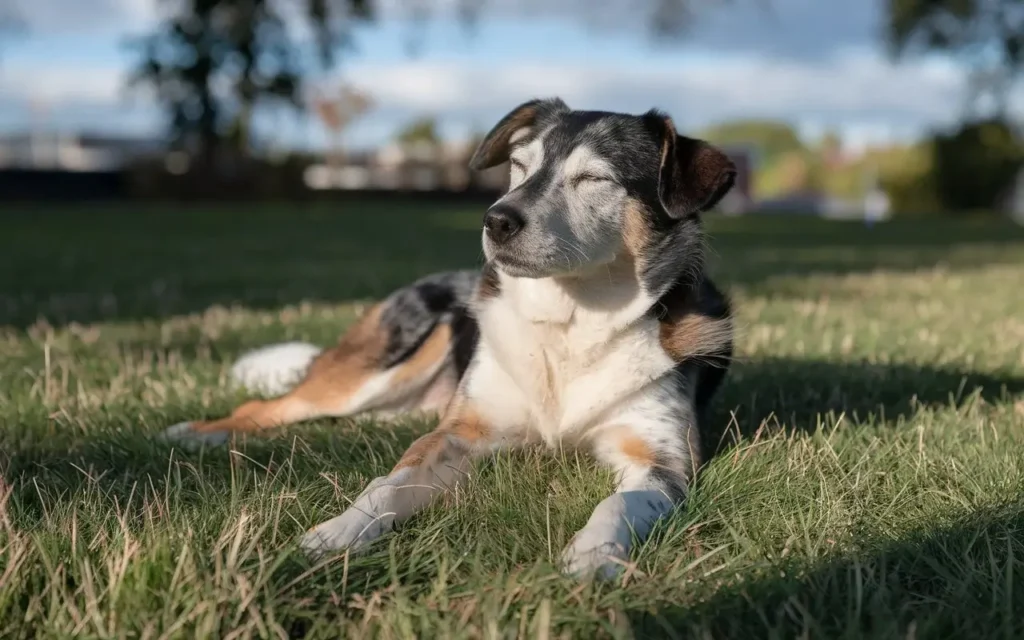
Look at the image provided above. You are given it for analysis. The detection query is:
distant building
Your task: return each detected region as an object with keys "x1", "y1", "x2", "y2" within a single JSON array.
[
  {"x1": 0, "y1": 132, "x2": 165, "y2": 171},
  {"x1": 1007, "y1": 169, "x2": 1024, "y2": 224},
  {"x1": 717, "y1": 145, "x2": 755, "y2": 214},
  {"x1": 304, "y1": 138, "x2": 507, "y2": 193}
]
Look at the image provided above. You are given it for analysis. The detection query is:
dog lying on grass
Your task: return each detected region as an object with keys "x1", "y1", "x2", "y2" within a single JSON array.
[{"x1": 162, "y1": 98, "x2": 737, "y2": 579}]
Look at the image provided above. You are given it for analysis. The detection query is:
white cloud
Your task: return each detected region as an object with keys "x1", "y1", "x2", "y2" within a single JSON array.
[
  {"x1": 0, "y1": 65, "x2": 131, "y2": 105},
  {"x1": 343, "y1": 50, "x2": 974, "y2": 135},
  {"x1": 15, "y1": 0, "x2": 879, "y2": 60},
  {"x1": 0, "y1": 62, "x2": 157, "y2": 136},
  {"x1": 14, "y1": 0, "x2": 159, "y2": 35},
  {"x1": 3, "y1": 34, "x2": 1018, "y2": 148}
]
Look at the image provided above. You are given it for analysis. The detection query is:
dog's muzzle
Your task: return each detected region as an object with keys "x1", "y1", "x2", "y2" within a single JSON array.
[{"x1": 483, "y1": 204, "x2": 525, "y2": 246}]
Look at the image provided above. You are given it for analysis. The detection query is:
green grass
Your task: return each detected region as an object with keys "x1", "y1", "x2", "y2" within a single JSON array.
[{"x1": 2, "y1": 201, "x2": 1024, "y2": 638}]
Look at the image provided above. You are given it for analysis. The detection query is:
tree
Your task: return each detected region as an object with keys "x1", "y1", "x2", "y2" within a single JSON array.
[
  {"x1": 931, "y1": 118, "x2": 1024, "y2": 211},
  {"x1": 699, "y1": 119, "x2": 805, "y2": 163},
  {"x1": 128, "y1": 0, "x2": 373, "y2": 159},
  {"x1": 129, "y1": 0, "x2": 725, "y2": 160},
  {"x1": 396, "y1": 116, "x2": 441, "y2": 148},
  {"x1": 885, "y1": 0, "x2": 1024, "y2": 118},
  {"x1": 313, "y1": 83, "x2": 374, "y2": 168}
]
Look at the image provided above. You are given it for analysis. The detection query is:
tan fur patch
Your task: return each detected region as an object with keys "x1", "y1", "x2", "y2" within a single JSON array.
[
  {"x1": 618, "y1": 432, "x2": 656, "y2": 466},
  {"x1": 392, "y1": 430, "x2": 448, "y2": 471},
  {"x1": 656, "y1": 280, "x2": 734, "y2": 364},
  {"x1": 621, "y1": 199, "x2": 651, "y2": 260},
  {"x1": 190, "y1": 304, "x2": 389, "y2": 435},
  {"x1": 391, "y1": 322, "x2": 452, "y2": 386},
  {"x1": 391, "y1": 404, "x2": 491, "y2": 472},
  {"x1": 450, "y1": 407, "x2": 490, "y2": 443},
  {"x1": 659, "y1": 312, "x2": 733, "y2": 363},
  {"x1": 288, "y1": 303, "x2": 387, "y2": 404},
  {"x1": 191, "y1": 395, "x2": 314, "y2": 433},
  {"x1": 231, "y1": 400, "x2": 263, "y2": 419}
]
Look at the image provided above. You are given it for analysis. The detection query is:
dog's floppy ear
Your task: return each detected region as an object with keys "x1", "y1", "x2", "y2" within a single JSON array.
[
  {"x1": 644, "y1": 110, "x2": 737, "y2": 219},
  {"x1": 469, "y1": 98, "x2": 569, "y2": 170}
]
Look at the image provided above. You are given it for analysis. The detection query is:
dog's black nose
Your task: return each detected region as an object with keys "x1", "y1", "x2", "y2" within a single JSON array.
[{"x1": 483, "y1": 205, "x2": 525, "y2": 245}]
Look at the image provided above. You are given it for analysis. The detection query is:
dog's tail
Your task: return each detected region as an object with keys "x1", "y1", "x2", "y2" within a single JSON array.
[{"x1": 229, "y1": 342, "x2": 324, "y2": 396}]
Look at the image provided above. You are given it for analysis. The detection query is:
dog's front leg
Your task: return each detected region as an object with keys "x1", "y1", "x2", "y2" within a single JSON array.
[
  {"x1": 561, "y1": 399, "x2": 700, "y2": 580},
  {"x1": 299, "y1": 395, "x2": 505, "y2": 557}
]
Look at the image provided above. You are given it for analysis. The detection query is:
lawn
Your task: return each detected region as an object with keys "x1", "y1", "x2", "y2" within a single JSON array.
[{"x1": 2, "y1": 202, "x2": 1024, "y2": 638}]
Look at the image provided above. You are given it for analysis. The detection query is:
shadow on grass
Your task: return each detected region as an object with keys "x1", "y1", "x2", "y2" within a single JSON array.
[
  {"x1": 706, "y1": 357, "x2": 1024, "y2": 452},
  {"x1": 3, "y1": 203, "x2": 1024, "y2": 329},
  {"x1": 2, "y1": 355, "x2": 1023, "y2": 635},
  {"x1": 628, "y1": 503, "x2": 1024, "y2": 639},
  {"x1": 4, "y1": 358, "x2": 1021, "y2": 522}
]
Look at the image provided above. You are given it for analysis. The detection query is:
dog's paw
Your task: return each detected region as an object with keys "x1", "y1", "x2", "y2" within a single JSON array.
[
  {"x1": 560, "y1": 536, "x2": 629, "y2": 581},
  {"x1": 157, "y1": 422, "x2": 231, "y2": 450},
  {"x1": 299, "y1": 477, "x2": 399, "y2": 559},
  {"x1": 299, "y1": 508, "x2": 391, "y2": 559}
]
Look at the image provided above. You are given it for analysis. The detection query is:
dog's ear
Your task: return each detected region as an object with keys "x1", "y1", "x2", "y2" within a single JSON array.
[
  {"x1": 469, "y1": 98, "x2": 569, "y2": 170},
  {"x1": 644, "y1": 110, "x2": 736, "y2": 219}
]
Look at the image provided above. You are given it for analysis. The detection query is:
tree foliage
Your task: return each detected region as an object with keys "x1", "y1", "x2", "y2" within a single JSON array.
[
  {"x1": 396, "y1": 116, "x2": 441, "y2": 147},
  {"x1": 129, "y1": 0, "x2": 720, "y2": 158},
  {"x1": 885, "y1": 0, "x2": 1024, "y2": 115},
  {"x1": 931, "y1": 118, "x2": 1024, "y2": 211},
  {"x1": 129, "y1": 0, "x2": 373, "y2": 157},
  {"x1": 699, "y1": 119, "x2": 805, "y2": 164}
]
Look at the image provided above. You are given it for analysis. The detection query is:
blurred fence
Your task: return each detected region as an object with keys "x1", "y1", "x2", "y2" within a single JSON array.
[
  {"x1": 0, "y1": 165, "x2": 505, "y2": 204},
  {"x1": 0, "y1": 169, "x2": 126, "y2": 202}
]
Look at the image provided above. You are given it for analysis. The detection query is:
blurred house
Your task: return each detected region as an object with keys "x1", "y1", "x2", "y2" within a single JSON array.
[
  {"x1": 305, "y1": 141, "x2": 756, "y2": 206},
  {"x1": 754, "y1": 190, "x2": 890, "y2": 220},
  {"x1": 718, "y1": 145, "x2": 754, "y2": 214},
  {"x1": 1008, "y1": 169, "x2": 1024, "y2": 224},
  {"x1": 0, "y1": 132, "x2": 164, "y2": 171},
  {"x1": 304, "y1": 138, "x2": 508, "y2": 194}
]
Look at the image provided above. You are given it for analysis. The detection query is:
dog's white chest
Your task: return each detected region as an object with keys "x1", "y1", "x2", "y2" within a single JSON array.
[{"x1": 476, "y1": 280, "x2": 675, "y2": 443}]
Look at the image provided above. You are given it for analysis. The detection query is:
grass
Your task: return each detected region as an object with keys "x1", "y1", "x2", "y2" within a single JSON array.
[{"x1": 1, "y1": 201, "x2": 1024, "y2": 638}]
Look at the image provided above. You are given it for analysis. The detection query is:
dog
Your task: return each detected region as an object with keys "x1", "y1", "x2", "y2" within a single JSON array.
[{"x1": 161, "y1": 98, "x2": 737, "y2": 579}]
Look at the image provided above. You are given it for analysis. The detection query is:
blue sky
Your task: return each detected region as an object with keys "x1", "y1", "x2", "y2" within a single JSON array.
[{"x1": 1, "y1": 0, "x2": 1012, "y2": 152}]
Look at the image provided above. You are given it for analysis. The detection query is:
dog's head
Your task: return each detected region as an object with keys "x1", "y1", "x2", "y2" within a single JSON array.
[{"x1": 470, "y1": 98, "x2": 736, "y2": 293}]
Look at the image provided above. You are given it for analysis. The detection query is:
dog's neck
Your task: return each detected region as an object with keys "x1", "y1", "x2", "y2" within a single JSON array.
[{"x1": 498, "y1": 258, "x2": 657, "y2": 332}]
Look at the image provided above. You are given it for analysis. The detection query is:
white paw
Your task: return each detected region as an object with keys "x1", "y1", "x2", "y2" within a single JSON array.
[
  {"x1": 230, "y1": 342, "x2": 321, "y2": 396},
  {"x1": 157, "y1": 422, "x2": 231, "y2": 450},
  {"x1": 299, "y1": 477, "x2": 399, "y2": 559},
  {"x1": 560, "y1": 535, "x2": 629, "y2": 581}
]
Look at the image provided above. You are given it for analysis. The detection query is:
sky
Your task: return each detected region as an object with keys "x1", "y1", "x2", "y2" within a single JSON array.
[{"x1": 1, "y1": 0, "x2": 1017, "y2": 153}]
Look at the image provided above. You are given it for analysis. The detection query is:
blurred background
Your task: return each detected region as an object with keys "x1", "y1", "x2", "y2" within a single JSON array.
[{"x1": 0, "y1": 0, "x2": 1021, "y2": 219}]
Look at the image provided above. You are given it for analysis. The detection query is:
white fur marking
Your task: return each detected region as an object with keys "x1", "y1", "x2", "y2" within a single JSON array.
[
  {"x1": 299, "y1": 473, "x2": 410, "y2": 557},
  {"x1": 562, "y1": 145, "x2": 612, "y2": 181},
  {"x1": 560, "y1": 487, "x2": 673, "y2": 579},
  {"x1": 508, "y1": 127, "x2": 532, "y2": 145},
  {"x1": 229, "y1": 342, "x2": 322, "y2": 396},
  {"x1": 342, "y1": 369, "x2": 397, "y2": 414}
]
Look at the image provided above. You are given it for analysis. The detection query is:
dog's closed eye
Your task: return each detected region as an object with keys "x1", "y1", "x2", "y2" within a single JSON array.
[{"x1": 572, "y1": 173, "x2": 613, "y2": 187}]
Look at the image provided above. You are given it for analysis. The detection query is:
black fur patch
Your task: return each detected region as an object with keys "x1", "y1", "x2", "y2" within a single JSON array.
[
  {"x1": 652, "y1": 277, "x2": 733, "y2": 465},
  {"x1": 378, "y1": 270, "x2": 479, "y2": 370}
]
